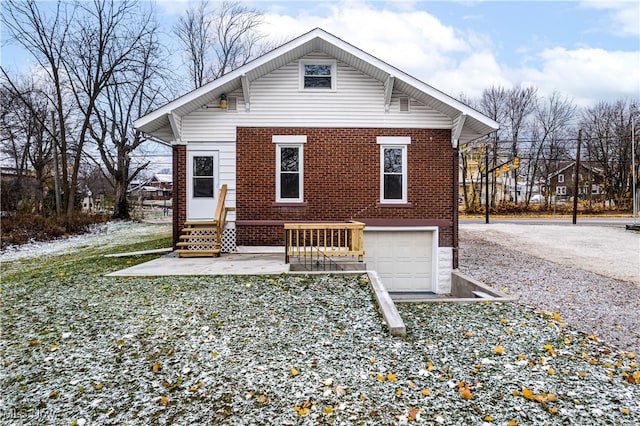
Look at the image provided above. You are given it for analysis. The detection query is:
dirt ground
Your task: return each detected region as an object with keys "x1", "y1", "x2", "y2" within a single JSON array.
[{"x1": 460, "y1": 223, "x2": 640, "y2": 286}]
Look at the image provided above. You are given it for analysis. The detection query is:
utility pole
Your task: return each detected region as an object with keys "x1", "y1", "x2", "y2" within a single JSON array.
[
  {"x1": 633, "y1": 120, "x2": 637, "y2": 224},
  {"x1": 485, "y1": 146, "x2": 490, "y2": 224},
  {"x1": 572, "y1": 129, "x2": 582, "y2": 225}
]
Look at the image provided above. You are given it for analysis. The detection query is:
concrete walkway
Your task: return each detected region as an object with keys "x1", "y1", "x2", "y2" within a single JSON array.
[{"x1": 106, "y1": 251, "x2": 290, "y2": 277}]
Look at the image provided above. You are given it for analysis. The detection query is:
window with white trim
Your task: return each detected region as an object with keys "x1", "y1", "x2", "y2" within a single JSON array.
[
  {"x1": 274, "y1": 135, "x2": 306, "y2": 202},
  {"x1": 299, "y1": 59, "x2": 336, "y2": 90},
  {"x1": 377, "y1": 136, "x2": 410, "y2": 203},
  {"x1": 556, "y1": 186, "x2": 567, "y2": 195},
  {"x1": 192, "y1": 156, "x2": 215, "y2": 197},
  {"x1": 558, "y1": 174, "x2": 565, "y2": 183}
]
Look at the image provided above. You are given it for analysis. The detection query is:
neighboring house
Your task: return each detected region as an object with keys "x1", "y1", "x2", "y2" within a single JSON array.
[
  {"x1": 134, "y1": 28, "x2": 499, "y2": 294},
  {"x1": 547, "y1": 162, "x2": 605, "y2": 202}
]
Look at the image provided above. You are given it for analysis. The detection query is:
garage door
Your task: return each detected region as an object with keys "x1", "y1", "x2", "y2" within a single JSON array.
[{"x1": 363, "y1": 228, "x2": 436, "y2": 292}]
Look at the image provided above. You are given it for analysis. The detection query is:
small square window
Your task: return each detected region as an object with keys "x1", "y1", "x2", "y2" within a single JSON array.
[{"x1": 300, "y1": 60, "x2": 336, "y2": 90}]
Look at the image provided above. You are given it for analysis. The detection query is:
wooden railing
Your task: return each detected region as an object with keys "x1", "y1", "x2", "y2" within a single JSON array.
[{"x1": 284, "y1": 221, "x2": 365, "y2": 264}]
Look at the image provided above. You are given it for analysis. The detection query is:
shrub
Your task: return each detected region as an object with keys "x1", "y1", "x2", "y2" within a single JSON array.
[{"x1": 1, "y1": 212, "x2": 110, "y2": 249}]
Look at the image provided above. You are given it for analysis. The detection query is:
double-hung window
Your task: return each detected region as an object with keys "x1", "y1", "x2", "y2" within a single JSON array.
[
  {"x1": 377, "y1": 136, "x2": 410, "y2": 203},
  {"x1": 299, "y1": 59, "x2": 336, "y2": 90},
  {"x1": 274, "y1": 135, "x2": 306, "y2": 203},
  {"x1": 193, "y1": 156, "x2": 215, "y2": 197}
]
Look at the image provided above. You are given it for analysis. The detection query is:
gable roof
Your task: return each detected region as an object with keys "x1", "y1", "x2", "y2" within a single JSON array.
[
  {"x1": 549, "y1": 162, "x2": 604, "y2": 180},
  {"x1": 134, "y1": 28, "x2": 499, "y2": 145}
]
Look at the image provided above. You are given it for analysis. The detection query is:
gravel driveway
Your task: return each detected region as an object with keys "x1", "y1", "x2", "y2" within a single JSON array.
[{"x1": 459, "y1": 223, "x2": 640, "y2": 354}]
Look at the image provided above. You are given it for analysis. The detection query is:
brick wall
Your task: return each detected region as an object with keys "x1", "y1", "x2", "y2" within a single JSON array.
[
  {"x1": 236, "y1": 127, "x2": 457, "y2": 250},
  {"x1": 172, "y1": 144, "x2": 187, "y2": 248}
]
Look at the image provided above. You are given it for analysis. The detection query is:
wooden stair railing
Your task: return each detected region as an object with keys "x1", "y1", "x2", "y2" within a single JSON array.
[
  {"x1": 176, "y1": 184, "x2": 231, "y2": 257},
  {"x1": 284, "y1": 221, "x2": 365, "y2": 265}
]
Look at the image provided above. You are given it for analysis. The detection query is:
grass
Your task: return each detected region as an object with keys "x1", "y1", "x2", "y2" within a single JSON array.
[{"x1": 1, "y1": 222, "x2": 639, "y2": 425}]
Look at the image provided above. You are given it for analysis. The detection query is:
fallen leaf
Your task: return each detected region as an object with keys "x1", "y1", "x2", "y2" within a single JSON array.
[
  {"x1": 159, "y1": 396, "x2": 169, "y2": 406},
  {"x1": 407, "y1": 407, "x2": 419, "y2": 421},
  {"x1": 459, "y1": 384, "x2": 472, "y2": 400},
  {"x1": 387, "y1": 373, "x2": 397, "y2": 382},
  {"x1": 494, "y1": 346, "x2": 504, "y2": 355},
  {"x1": 290, "y1": 367, "x2": 299, "y2": 377},
  {"x1": 152, "y1": 363, "x2": 161, "y2": 373},
  {"x1": 420, "y1": 389, "x2": 431, "y2": 396},
  {"x1": 522, "y1": 388, "x2": 534, "y2": 401}
]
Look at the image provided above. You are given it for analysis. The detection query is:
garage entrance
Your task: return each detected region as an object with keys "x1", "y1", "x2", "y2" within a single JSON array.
[{"x1": 363, "y1": 227, "x2": 437, "y2": 292}]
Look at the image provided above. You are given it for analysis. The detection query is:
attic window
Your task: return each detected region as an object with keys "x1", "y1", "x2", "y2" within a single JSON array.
[
  {"x1": 399, "y1": 97, "x2": 410, "y2": 112},
  {"x1": 299, "y1": 59, "x2": 336, "y2": 90}
]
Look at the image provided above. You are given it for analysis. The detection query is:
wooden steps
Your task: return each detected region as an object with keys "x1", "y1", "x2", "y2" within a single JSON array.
[{"x1": 177, "y1": 184, "x2": 228, "y2": 258}]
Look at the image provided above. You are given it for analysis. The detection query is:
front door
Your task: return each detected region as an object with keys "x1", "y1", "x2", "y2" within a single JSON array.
[{"x1": 187, "y1": 150, "x2": 219, "y2": 220}]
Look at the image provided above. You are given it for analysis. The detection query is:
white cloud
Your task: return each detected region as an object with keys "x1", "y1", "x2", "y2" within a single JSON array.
[
  {"x1": 517, "y1": 47, "x2": 640, "y2": 107},
  {"x1": 262, "y1": 0, "x2": 503, "y2": 99},
  {"x1": 580, "y1": 1, "x2": 640, "y2": 37}
]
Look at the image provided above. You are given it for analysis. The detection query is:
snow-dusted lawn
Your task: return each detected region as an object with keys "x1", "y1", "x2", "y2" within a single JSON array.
[{"x1": 1, "y1": 223, "x2": 639, "y2": 425}]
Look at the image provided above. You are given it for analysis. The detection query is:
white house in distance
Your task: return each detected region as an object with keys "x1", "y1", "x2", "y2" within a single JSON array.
[{"x1": 134, "y1": 28, "x2": 498, "y2": 294}]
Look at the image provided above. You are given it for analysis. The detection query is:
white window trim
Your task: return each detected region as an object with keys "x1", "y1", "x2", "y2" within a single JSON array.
[
  {"x1": 558, "y1": 174, "x2": 565, "y2": 183},
  {"x1": 299, "y1": 59, "x2": 337, "y2": 91},
  {"x1": 377, "y1": 137, "x2": 410, "y2": 203},
  {"x1": 273, "y1": 136, "x2": 306, "y2": 203}
]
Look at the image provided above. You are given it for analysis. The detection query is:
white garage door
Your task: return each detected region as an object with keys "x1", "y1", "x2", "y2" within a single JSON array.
[{"x1": 363, "y1": 228, "x2": 436, "y2": 292}]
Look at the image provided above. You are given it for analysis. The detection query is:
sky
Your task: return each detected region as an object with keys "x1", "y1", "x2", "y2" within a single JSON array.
[
  {"x1": 2, "y1": 0, "x2": 638, "y2": 109},
  {"x1": 157, "y1": 0, "x2": 640, "y2": 108}
]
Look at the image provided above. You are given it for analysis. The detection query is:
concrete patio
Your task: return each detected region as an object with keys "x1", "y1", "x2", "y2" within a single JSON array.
[{"x1": 106, "y1": 247, "x2": 290, "y2": 277}]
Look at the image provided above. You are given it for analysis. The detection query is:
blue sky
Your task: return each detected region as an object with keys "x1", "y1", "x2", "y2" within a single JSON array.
[
  {"x1": 162, "y1": 0, "x2": 640, "y2": 107},
  {"x1": 3, "y1": 0, "x2": 639, "y2": 107}
]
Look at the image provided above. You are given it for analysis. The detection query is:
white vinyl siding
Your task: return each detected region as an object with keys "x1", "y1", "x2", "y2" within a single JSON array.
[{"x1": 179, "y1": 53, "x2": 452, "y2": 142}]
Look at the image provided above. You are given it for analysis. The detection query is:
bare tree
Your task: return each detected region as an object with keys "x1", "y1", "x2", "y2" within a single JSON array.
[
  {"x1": 1, "y1": 75, "x2": 58, "y2": 213},
  {"x1": 476, "y1": 85, "x2": 510, "y2": 206},
  {"x1": 528, "y1": 92, "x2": 577, "y2": 204},
  {"x1": 505, "y1": 86, "x2": 537, "y2": 202},
  {"x1": 174, "y1": 0, "x2": 212, "y2": 89},
  {"x1": 88, "y1": 11, "x2": 171, "y2": 219},
  {"x1": 582, "y1": 100, "x2": 638, "y2": 205},
  {"x1": 175, "y1": 0, "x2": 268, "y2": 89},
  {"x1": 2, "y1": 0, "x2": 168, "y2": 222}
]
